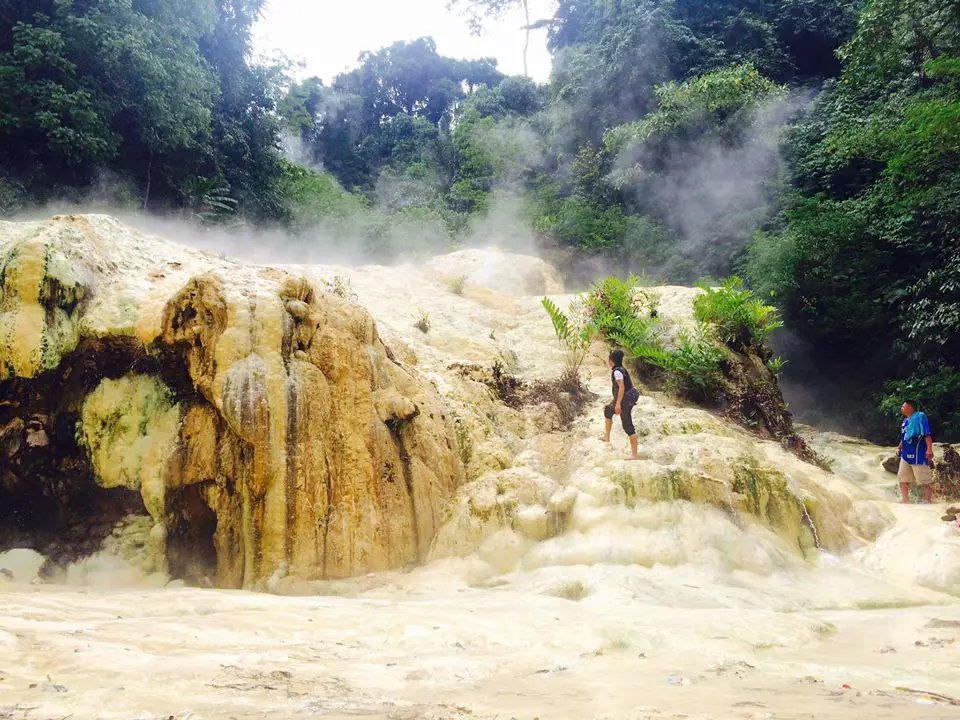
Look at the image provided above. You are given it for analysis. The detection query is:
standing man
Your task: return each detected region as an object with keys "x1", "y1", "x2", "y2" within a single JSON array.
[
  {"x1": 898, "y1": 399, "x2": 935, "y2": 504},
  {"x1": 602, "y1": 349, "x2": 640, "y2": 460}
]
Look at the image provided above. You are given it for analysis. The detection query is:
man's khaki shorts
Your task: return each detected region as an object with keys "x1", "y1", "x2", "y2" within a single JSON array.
[{"x1": 898, "y1": 459, "x2": 933, "y2": 485}]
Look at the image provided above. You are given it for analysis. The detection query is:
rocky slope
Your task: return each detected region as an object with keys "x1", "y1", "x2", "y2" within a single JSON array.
[{"x1": 1, "y1": 214, "x2": 959, "y2": 603}]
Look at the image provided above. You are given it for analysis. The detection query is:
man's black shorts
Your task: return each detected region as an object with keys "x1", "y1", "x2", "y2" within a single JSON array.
[{"x1": 604, "y1": 400, "x2": 636, "y2": 436}]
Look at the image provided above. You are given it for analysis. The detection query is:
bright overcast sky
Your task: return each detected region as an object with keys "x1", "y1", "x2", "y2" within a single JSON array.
[{"x1": 253, "y1": 0, "x2": 557, "y2": 85}]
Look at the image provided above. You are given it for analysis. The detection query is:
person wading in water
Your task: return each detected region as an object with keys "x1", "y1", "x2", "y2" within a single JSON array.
[{"x1": 602, "y1": 349, "x2": 641, "y2": 460}]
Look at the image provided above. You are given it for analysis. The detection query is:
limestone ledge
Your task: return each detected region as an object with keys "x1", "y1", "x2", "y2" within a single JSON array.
[
  {"x1": 0, "y1": 215, "x2": 464, "y2": 589},
  {"x1": 3, "y1": 214, "x2": 948, "y2": 599}
]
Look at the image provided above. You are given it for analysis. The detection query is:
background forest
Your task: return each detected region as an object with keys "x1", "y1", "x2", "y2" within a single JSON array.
[{"x1": 1, "y1": 0, "x2": 957, "y2": 440}]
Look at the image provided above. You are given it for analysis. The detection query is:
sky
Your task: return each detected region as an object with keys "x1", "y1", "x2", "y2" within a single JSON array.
[{"x1": 253, "y1": 0, "x2": 557, "y2": 85}]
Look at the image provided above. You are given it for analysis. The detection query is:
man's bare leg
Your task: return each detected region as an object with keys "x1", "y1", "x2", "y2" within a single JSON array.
[
  {"x1": 602, "y1": 418, "x2": 613, "y2": 443},
  {"x1": 625, "y1": 434, "x2": 639, "y2": 461},
  {"x1": 922, "y1": 484, "x2": 933, "y2": 504},
  {"x1": 899, "y1": 482, "x2": 912, "y2": 504}
]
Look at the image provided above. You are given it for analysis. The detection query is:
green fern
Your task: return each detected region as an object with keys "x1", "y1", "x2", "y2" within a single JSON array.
[
  {"x1": 587, "y1": 276, "x2": 668, "y2": 373},
  {"x1": 694, "y1": 276, "x2": 782, "y2": 350},
  {"x1": 542, "y1": 296, "x2": 571, "y2": 341},
  {"x1": 767, "y1": 355, "x2": 787, "y2": 377},
  {"x1": 541, "y1": 296, "x2": 596, "y2": 377},
  {"x1": 666, "y1": 327, "x2": 724, "y2": 398}
]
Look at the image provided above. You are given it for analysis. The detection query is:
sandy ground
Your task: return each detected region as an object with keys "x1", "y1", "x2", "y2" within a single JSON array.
[{"x1": 1, "y1": 574, "x2": 959, "y2": 719}]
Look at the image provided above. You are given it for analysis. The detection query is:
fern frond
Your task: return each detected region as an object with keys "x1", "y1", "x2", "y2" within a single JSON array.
[{"x1": 542, "y1": 296, "x2": 571, "y2": 341}]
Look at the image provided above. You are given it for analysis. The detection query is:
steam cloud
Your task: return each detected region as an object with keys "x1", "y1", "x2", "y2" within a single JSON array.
[
  {"x1": 609, "y1": 90, "x2": 814, "y2": 282},
  {"x1": 3, "y1": 77, "x2": 811, "y2": 296}
]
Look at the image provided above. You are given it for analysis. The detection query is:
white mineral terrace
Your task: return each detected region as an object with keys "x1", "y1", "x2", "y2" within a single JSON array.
[{"x1": 1, "y1": 216, "x2": 958, "y2": 719}]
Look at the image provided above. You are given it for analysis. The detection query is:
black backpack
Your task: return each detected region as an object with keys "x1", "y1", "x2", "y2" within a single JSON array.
[{"x1": 612, "y1": 365, "x2": 640, "y2": 403}]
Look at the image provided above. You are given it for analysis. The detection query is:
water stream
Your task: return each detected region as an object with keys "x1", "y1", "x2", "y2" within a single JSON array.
[{"x1": 786, "y1": 472, "x2": 823, "y2": 551}]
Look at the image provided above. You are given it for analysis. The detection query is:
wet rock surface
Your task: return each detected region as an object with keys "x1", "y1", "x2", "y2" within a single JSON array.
[
  {"x1": 1, "y1": 214, "x2": 956, "y2": 600},
  {"x1": 1, "y1": 215, "x2": 464, "y2": 588}
]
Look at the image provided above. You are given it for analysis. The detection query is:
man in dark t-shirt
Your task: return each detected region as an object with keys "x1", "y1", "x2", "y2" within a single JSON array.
[{"x1": 602, "y1": 349, "x2": 640, "y2": 460}]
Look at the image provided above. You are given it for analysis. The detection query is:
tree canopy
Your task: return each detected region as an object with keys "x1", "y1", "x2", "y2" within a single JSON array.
[
  {"x1": 747, "y1": 0, "x2": 960, "y2": 437},
  {"x1": 2, "y1": 0, "x2": 957, "y2": 437},
  {"x1": 0, "y1": 0, "x2": 287, "y2": 219}
]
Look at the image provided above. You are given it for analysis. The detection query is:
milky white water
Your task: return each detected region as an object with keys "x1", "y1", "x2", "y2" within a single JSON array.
[{"x1": 3, "y1": 244, "x2": 960, "y2": 719}]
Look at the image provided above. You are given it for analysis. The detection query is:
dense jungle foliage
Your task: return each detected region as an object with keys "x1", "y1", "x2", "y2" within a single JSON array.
[{"x1": 0, "y1": 0, "x2": 956, "y2": 438}]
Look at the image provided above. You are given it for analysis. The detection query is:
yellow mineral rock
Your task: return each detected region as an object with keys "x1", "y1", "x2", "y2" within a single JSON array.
[{"x1": 0, "y1": 215, "x2": 464, "y2": 589}]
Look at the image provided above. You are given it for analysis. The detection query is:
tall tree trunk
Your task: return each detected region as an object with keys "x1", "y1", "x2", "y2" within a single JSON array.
[
  {"x1": 143, "y1": 146, "x2": 154, "y2": 210},
  {"x1": 522, "y1": 0, "x2": 530, "y2": 77}
]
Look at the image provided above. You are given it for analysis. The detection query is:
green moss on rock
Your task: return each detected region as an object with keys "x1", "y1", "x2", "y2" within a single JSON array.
[
  {"x1": 731, "y1": 456, "x2": 818, "y2": 554},
  {"x1": 80, "y1": 375, "x2": 181, "y2": 519}
]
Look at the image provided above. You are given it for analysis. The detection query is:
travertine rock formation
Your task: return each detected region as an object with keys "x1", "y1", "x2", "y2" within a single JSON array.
[
  {"x1": 0, "y1": 215, "x2": 463, "y2": 588},
  {"x1": 3, "y1": 214, "x2": 923, "y2": 598}
]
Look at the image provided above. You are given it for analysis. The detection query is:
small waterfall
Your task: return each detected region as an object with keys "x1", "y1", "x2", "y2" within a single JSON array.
[
  {"x1": 552, "y1": 507, "x2": 562, "y2": 537},
  {"x1": 721, "y1": 480, "x2": 740, "y2": 524},
  {"x1": 785, "y1": 473, "x2": 822, "y2": 551}
]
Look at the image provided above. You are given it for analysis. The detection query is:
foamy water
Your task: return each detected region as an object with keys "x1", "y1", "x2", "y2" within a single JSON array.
[
  {"x1": 2, "y1": 567, "x2": 959, "y2": 719},
  {"x1": 2, "y1": 244, "x2": 960, "y2": 718}
]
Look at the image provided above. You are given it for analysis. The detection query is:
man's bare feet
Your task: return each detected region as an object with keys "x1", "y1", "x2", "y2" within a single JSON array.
[
  {"x1": 600, "y1": 436, "x2": 610, "y2": 443},
  {"x1": 624, "y1": 455, "x2": 639, "y2": 461}
]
